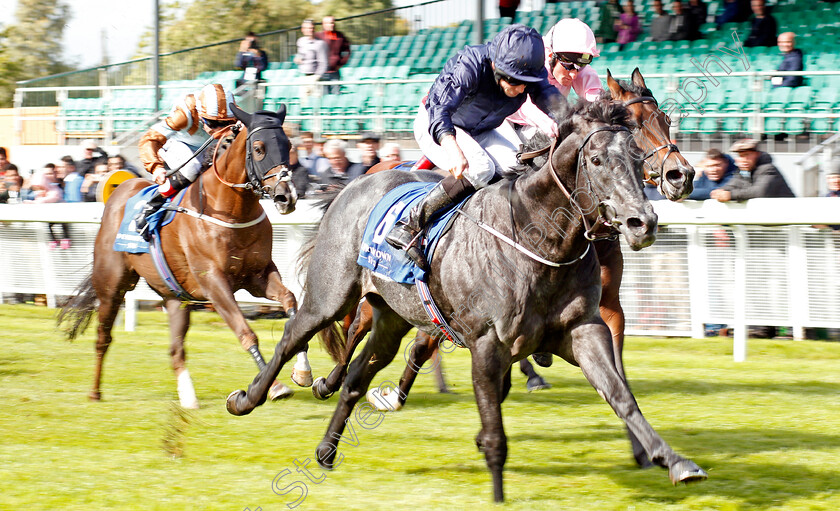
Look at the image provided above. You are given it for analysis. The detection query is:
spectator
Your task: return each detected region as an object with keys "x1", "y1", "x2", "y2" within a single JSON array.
[
  {"x1": 0, "y1": 146, "x2": 11, "y2": 172},
  {"x1": 650, "y1": 0, "x2": 673, "y2": 42},
  {"x1": 380, "y1": 142, "x2": 402, "y2": 164},
  {"x1": 827, "y1": 161, "x2": 840, "y2": 198},
  {"x1": 615, "y1": 1, "x2": 641, "y2": 48},
  {"x1": 668, "y1": 1, "x2": 697, "y2": 41},
  {"x1": 744, "y1": 0, "x2": 777, "y2": 48},
  {"x1": 316, "y1": 16, "x2": 351, "y2": 94},
  {"x1": 295, "y1": 19, "x2": 329, "y2": 102},
  {"x1": 813, "y1": 160, "x2": 840, "y2": 230},
  {"x1": 81, "y1": 162, "x2": 110, "y2": 202},
  {"x1": 357, "y1": 132, "x2": 381, "y2": 173},
  {"x1": 298, "y1": 131, "x2": 330, "y2": 176},
  {"x1": 77, "y1": 139, "x2": 108, "y2": 176},
  {"x1": 107, "y1": 154, "x2": 141, "y2": 176},
  {"x1": 235, "y1": 32, "x2": 269, "y2": 87},
  {"x1": 320, "y1": 139, "x2": 365, "y2": 187},
  {"x1": 0, "y1": 164, "x2": 24, "y2": 203},
  {"x1": 710, "y1": 138, "x2": 794, "y2": 202},
  {"x1": 687, "y1": 0, "x2": 708, "y2": 31},
  {"x1": 688, "y1": 148, "x2": 737, "y2": 199},
  {"x1": 25, "y1": 166, "x2": 69, "y2": 249},
  {"x1": 715, "y1": 0, "x2": 751, "y2": 28},
  {"x1": 60, "y1": 156, "x2": 85, "y2": 203},
  {"x1": 593, "y1": 0, "x2": 621, "y2": 44},
  {"x1": 499, "y1": 0, "x2": 521, "y2": 20},
  {"x1": 771, "y1": 32, "x2": 803, "y2": 88},
  {"x1": 288, "y1": 140, "x2": 311, "y2": 198}
]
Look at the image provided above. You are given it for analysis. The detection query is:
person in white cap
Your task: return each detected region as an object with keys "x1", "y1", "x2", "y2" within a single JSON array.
[
  {"x1": 507, "y1": 18, "x2": 603, "y2": 138},
  {"x1": 134, "y1": 83, "x2": 239, "y2": 239}
]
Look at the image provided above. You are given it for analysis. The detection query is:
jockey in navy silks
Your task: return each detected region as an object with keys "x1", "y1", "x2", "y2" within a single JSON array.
[{"x1": 385, "y1": 24, "x2": 564, "y2": 271}]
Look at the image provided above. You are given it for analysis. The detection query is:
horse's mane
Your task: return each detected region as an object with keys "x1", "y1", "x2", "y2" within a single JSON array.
[
  {"x1": 507, "y1": 97, "x2": 634, "y2": 178},
  {"x1": 614, "y1": 79, "x2": 654, "y2": 100}
]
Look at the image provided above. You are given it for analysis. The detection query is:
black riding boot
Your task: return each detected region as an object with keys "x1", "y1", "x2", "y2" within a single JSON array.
[
  {"x1": 134, "y1": 192, "x2": 167, "y2": 242},
  {"x1": 385, "y1": 175, "x2": 475, "y2": 272}
]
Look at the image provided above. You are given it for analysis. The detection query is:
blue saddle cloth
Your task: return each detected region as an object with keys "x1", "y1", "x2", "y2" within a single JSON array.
[
  {"x1": 113, "y1": 185, "x2": 183, "y2": 254},
  {"x1": 357, "y1": 182, "x2": 467, "y2": 284}
]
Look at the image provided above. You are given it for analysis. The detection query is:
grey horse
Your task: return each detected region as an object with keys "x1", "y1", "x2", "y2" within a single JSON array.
[{"x1": 226, "y1": 99, "x2": 707, "y2": 502}]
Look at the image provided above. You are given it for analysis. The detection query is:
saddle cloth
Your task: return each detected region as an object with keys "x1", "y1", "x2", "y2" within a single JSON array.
[
  {"x1": 113, "y1": 185, "x2": 184, "y2": 254},
  {"x1": 357, "y1": 182, "x2": 467, "y2": 284}
]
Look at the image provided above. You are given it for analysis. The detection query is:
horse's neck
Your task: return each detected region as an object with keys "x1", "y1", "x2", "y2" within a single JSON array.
[
  {"x1": 196, "y1": 139, "x2": 261, "y2": 220},
  {"x1": 512, "y1": 137, "x2": 590, "y2": 259}
]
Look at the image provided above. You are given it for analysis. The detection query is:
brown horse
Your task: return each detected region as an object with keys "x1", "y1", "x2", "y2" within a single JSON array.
[
  {"x1": 310, "y1": 69, "x2": 694, "y2": 468},
  {"x1": 58, "y1": 104, "x2": 305, "y2": 408}
]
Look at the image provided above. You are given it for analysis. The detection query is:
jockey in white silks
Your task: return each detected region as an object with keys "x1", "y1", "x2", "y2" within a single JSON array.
[{"x1": 506, "y1": 18, "x2": 603, "y2": 139}]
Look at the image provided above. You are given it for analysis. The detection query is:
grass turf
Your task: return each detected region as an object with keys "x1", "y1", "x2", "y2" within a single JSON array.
[{"x1": 2, "y1": 303, "x2": 840, "y2": 510}]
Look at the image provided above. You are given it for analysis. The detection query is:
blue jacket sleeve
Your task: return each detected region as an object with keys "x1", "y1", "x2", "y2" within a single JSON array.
[{"x1": 426, "y1": 55, "x2": 481, "y2": 145}]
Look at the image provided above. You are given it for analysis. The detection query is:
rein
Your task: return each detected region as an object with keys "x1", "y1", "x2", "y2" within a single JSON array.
[{"x1": 547, "y1": 125, "x2": 630, "y2": 241}]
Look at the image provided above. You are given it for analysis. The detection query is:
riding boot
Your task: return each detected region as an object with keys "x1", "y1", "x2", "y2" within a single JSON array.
[
  {"x1": 385, "y1": 175, "x2": 475, "y2": 272},
  {"x1": 134, "y1": 192, "x2": 167, "y2": 242}
]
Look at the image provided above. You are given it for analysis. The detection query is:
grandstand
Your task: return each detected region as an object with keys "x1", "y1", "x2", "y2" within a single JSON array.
[{"x1": 5, "y1": 0, "x2": 840, "y2": 191}]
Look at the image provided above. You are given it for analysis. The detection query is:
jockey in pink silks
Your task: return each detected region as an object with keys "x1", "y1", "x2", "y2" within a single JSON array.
[{"x1": 507, "y1": 18, "x2": 603, "y2": 138}]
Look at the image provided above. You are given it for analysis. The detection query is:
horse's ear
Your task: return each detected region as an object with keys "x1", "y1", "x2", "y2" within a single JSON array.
[
  {"x1": 276, "y1": 103, "x2": 287, "y2": 124},
  {"x1": 230, "y1": 102, "x2": 252, "y2": 125},
  {"x1": 631, "y1": 68, "x2": 646, "y2": 89},
  {"x1": 606, "y1": 69, "x2": 623, "y2": 99}
]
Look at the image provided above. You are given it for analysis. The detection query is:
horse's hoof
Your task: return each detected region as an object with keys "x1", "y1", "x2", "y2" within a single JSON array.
[
  {"x1": 179, "y1": 397, "x2": 200, "y2": 410},
  {"x1": 316, "y1": 443, "x2": 336, "y2": 471},
  {"x1": 225, "y1": 390, "x2": 249, "y2": 416},
  {"x1": 311, "y1": 377, "x2": 334, "y2": 400},
  {"x1": 291, "y1": 368, "x2": 313, "y2": 387},
  {"x1": 88, "y1": 391, "x2": 101, "y2": 401},
  {"x1": 532, "y1": 352, "x2": 553, "y2": 367},
  {"x1": 669, "y1": 459, "x2": 708, "y2": 485},
  {"x1": 269, "y1": 382, "x2": 294, "y2": 401},
  {"x1": 366, "y1": 386, "x2": 402, "y2": 411},
  {"x1": 526, "y1": 375, "x2": 551, "y2": 392}
]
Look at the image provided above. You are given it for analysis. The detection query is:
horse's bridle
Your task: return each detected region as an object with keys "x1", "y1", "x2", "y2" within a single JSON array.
[
  {"x1": 546, "y1": 124, "x2": 632, "y2": 241},
  {"x1": 209, "y1": 124, "x2": 294, "y2": 199},
  {"x1": 622, "y1": 95, "x2": 681, "y2": 185}
]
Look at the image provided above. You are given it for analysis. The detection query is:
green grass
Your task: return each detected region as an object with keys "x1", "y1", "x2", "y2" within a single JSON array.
[{"x1": 2, "y1": 303, "x2": 840, "y2": 510}]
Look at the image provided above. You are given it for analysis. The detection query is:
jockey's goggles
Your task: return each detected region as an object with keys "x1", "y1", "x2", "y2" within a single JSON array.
[
  {"x1": 494, "y1": 69, "x2": 525, "y2": 86},
  {"x1": 201, "y1": 117, "x2": 235, "y2": 130},
  {"x1": 557, "y1": 52, "x2": 593, "y2": 70}
]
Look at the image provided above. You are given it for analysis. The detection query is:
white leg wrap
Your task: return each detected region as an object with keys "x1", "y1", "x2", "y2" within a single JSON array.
[
  {"x1": 177, "y1": 369, "x2": 199, "y2": 409},
  {"x1": 294, "y1": 351, "x2": 311, "y2": 372}
]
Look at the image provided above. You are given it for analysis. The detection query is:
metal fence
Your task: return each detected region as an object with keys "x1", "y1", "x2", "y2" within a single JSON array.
[{"x1": 1, "y1": 199, "x2": 839, "y2": 360}]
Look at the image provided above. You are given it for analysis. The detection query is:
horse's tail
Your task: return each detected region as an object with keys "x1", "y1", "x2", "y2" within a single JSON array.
[
  {"x1": 317, "y1": 323, "x2": 347, "y2": 364},
  {"x1": 56, "y1": 272, "x2": 98, "y2": 340}
]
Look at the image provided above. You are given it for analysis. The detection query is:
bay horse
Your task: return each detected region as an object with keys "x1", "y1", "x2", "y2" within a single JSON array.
[
  {"x1": 226, "y1": 99, "x2": 707, "y2": 501},
  {"x1": 58, "y1": 104, "x2": 306, "y2": 408},
  {"x1": 310, "y1": 68, "x2": 695, "y2": 469}
]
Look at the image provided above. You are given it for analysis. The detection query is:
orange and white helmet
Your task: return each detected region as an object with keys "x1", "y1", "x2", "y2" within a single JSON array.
[
  {"x1": 546, "y1": 18, "x2": 600, "y2": 67},
  {"x1": 196, "y1": 83, "x2": 236, "y2": 121}
]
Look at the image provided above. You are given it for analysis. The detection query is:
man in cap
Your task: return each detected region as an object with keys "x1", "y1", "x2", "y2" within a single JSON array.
[
  {"x1": 710, "y1": 138, "x2": 794, "y2": 202},
  {"x1": 357, "y1": 132, "x2": 381, "y2": 173}
]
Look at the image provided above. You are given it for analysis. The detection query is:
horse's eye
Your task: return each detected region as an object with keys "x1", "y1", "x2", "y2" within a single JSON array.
[
  {"x1": 591, "y1": 156, "x2": 601, "y2": 166},
  {"x1": 253, "y1": 141, "x2": 266, "y2": 161}
]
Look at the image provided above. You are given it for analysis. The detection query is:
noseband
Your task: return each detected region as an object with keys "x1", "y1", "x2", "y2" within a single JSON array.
[
  {"x1": 622, "y1": 95, "x2": 681, "y2": 183},
  {"x1": 547, "y1": 124, "x2": 631, "y2": 241}
]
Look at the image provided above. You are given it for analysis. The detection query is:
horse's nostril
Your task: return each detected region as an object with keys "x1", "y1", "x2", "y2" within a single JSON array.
[
  {"x1": 275, "y1": 195, "x2": 288, "y2": 204},
  {"x1": 665, "y1": 169, "x2": 683, "y2": 184},
  {"x1": 627, "y1": 217, "x2": 644, "y2": 229}
]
